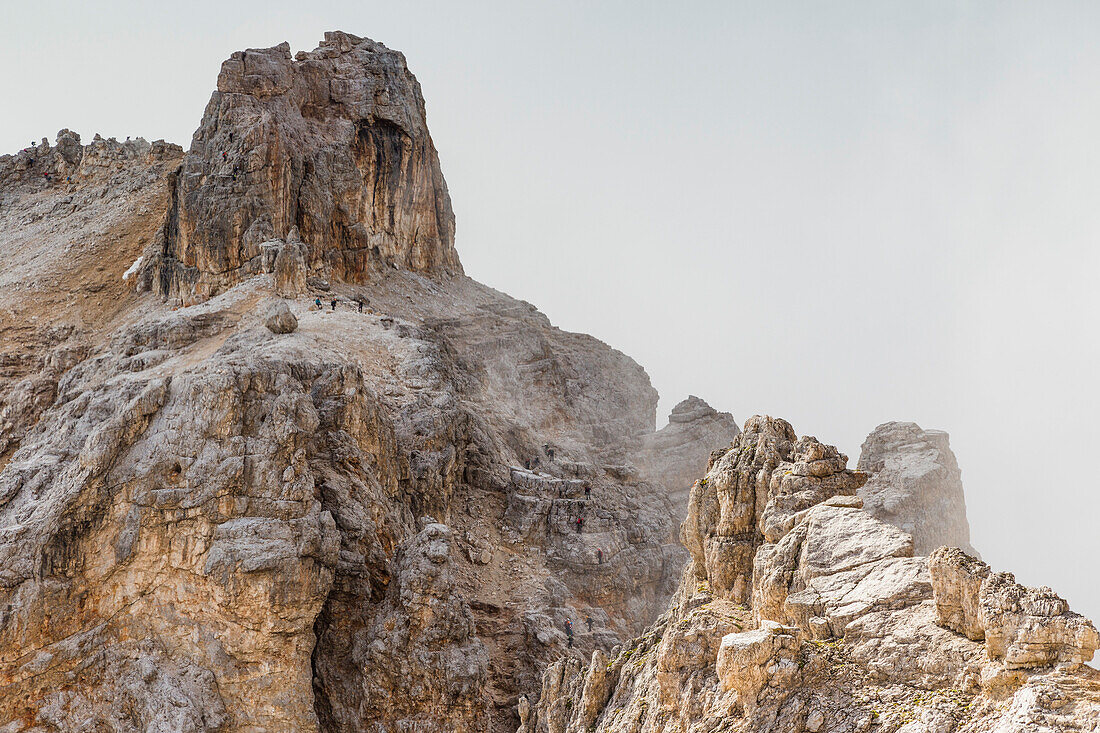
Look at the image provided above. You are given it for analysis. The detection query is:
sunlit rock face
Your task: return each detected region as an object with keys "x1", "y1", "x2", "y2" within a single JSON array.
[
  {"x1": 679, "y1": 416, "x2": 867, "y2": 605},
  {"x1": 858, "y1": 421, "x2": 977, "y2": 556},
  {"x1": 519, "y1": 417, "x2": 1100, "y2": 733},
  {"x1": 140, "y1": 31, "x2": 461, "y2": 306}
]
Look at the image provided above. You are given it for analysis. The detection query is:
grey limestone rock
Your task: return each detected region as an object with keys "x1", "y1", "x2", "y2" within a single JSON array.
[{"x1": 264, "y1": 300, "x2": 298, "y2": 333}]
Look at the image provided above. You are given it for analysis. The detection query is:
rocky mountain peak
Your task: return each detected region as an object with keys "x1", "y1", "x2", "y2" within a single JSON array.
[
  {"x1": 668, "y1": 395, "x2": 719, "y2": 422},
  {"x1": 520, "y1": 417, "x2": 1100, "y2": 733},
  {"x1": 139, "y1": 31, "x2": 460, "y2": 305}
]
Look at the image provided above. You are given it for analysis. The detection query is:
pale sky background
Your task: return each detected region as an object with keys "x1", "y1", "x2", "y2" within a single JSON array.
[{"x1": 2, "y1": 1, "x2": 1097, "y2": 621}]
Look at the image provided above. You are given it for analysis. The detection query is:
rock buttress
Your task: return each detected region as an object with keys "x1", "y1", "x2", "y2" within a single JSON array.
[{"x1": 142, "y1": 31, "x2": 460, "y2": 305}]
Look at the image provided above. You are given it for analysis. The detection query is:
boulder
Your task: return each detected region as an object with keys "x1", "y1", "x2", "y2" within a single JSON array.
[
  {"x1": 716, "y1": 620, "x2": 800, "y2": 712},
  {"x1": 264, "y1": 301, "x2": 298, "y2": 333}
]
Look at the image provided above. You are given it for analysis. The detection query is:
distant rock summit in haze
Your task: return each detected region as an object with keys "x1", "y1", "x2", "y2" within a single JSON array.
[
  {"x1": 858, "y1": 421, "x2": 978, "y2": 556},
  {"x1": 637, "y1": 396, "x2": 740, "y2": 518}
]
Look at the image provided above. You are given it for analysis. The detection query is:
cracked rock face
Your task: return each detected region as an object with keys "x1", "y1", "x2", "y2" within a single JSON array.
[
  {"x1": 519, "y1": 417, "x2": 1100, "y2": 733},
  {"x1": 929, "y1": 547, "x2": 1099, "y2": 672},
  {"x1": 4, "y1": 29, "x2": 1098, "y2": 733},
  {"x1": 679, "y1": 416, "x2": 867, "y2": 605},
  {"x1": 138, "y1": 31, "x2": 461, "y2": 306},
  {"x1": 858, "y1": 421, "x2": 977, "y2": 556}
]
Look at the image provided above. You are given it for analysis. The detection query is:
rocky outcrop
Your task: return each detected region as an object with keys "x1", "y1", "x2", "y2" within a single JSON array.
[
  {"x1": 928, "y1": 546, "x2": 991, "y2": 641},
  {"x1": 858, "y1": 421, "x2": 977, "y2": 556},
  {"x1": 519, "y1": 417, "x2": 1100, "y2": 733},
  {"x1": 929, "y1": 547, "x2": 1099, "y2": 671},
  {"x1": 636, "y1": 396, "x2": 740, "y2": 517},
  {"x1": 138, "y1": 31, "x2": 460, "y2": 305},
  {"x1": 680, "y1": 416, "x2": 866, "y2": 605},
  {"x1": 0, "y1": 32, "x2": 698, "y2": 733},
  {"x1": 5, "y1": 29, "x2": 1098, "y2": 733}
]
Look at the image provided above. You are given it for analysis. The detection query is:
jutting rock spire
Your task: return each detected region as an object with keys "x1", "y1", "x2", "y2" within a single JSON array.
[{"x1": 139, "y1": 31, "x2": 460, "y2": 305}]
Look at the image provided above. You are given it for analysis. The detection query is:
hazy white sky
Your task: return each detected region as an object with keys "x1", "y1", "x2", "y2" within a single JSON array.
[{"x1": 2, "y1": 1, "x2": 1098, "y2": 620}]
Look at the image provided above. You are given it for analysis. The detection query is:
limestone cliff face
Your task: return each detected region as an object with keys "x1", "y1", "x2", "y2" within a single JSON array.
[
  {"x1": 140, "y1": 31, "x2": 460, "y2": 305},
  {"x1": 519, "y1": 418, "x2": 1099, "y2": 733},
  {"x1": 0, "y1": 33, "x2": 727, "y2": 733},
  {"x1": 858, "y1": 422, "x2": 977, "y2": 556}
]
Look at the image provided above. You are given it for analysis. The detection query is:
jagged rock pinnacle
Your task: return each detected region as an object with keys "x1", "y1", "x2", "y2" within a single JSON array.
[{"x1": 139, "y1": 31, "x2": 461, "y2": 305}]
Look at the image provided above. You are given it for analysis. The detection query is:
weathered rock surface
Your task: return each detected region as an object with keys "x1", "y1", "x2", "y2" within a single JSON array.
[
  {"x1": 520, "y1": 417, "x2": 1100, "y2": 733},
  {"x1": 137, "y1": 31, "x2": 461, "y2": 306},
  {"x1": 5, "y1": 29, "x2": 1097, "y2": 733},
  {"x1": 680, "y1": 415, "x2": 867, "y2": 605},
  {"x1": 0, "y1": 32, "x2": 730, "y2": 733},
  {"x1": 264, "y1": 299, "x2": 299, "y2": 332},
  {"x1": 636, "y1": 395, "x2": 740, "y2": 518},
  {"x1": 929, "y1": 547, "x2": 1099, "y2": 671},
  {"x1": 858, "y1": 421, "x2": 977, "y2": 556}
]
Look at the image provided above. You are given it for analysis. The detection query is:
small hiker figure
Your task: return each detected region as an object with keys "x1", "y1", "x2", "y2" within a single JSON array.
[
  {"x1": 586, "y1": 614, "x2": 593, "y2": 632},
  {"x1": 357, "y1": 300, "x2": 364, "y2": 313},
  {"x1": 584, "y1": 485, "x2": 591, "y2": 500},
  {"x1": 597, "y1": 548, "x2": 603, "y2": 565},
  {"x1": 66, "y1": 176, "x2": 72, "y2": 183},
  {"x1": 565, "y1": 620, "x2": 574, "y2": 648},
  {"x1": 228, "y1": 132, "x2": 234, "y2": 142},
  {"x1": 314, "y1": 297, "x2": 322, "y2": 308},
  {"x1": 330, "y1": 299, "x2": 337, "y2": 311},
  {"x1": 548, "y1": 447, "x2": 554, "y2": 460},
  {"x1": 221, "y1": 151, "x2": 228, "y2": 162},
  {"x1": 575, "y1": 516, "x2": 583, "y2": 533}
]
